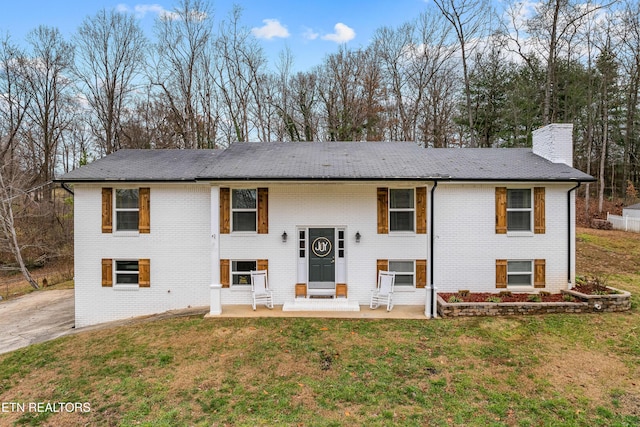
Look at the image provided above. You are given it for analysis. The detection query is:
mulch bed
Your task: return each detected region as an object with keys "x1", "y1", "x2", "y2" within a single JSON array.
[
  {"x1": 573, "y1": 283, "x2": 617, "y2": 295},
  {"x1": 439, "y1": 292, "x2": 566, "y2": 303}
]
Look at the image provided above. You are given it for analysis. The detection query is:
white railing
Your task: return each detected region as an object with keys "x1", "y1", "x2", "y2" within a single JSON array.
[{"x1": 607, "y1": 213, "x2": 640, "y2": 233}]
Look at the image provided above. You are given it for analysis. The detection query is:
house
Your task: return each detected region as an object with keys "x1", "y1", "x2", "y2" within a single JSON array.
[
  {"x1": 58, "y1": 123, "x2": 594, "y2": 327},
  {"x1": 623, "y1": 203, "x2": 640, "y2": 218}
]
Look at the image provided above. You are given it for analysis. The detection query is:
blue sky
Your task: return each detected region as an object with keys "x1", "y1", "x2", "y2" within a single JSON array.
[{"x1": 0, "y1": 0, "x2": 432, "y2": 71}]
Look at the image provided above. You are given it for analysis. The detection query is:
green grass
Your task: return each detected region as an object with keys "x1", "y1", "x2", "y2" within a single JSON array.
[{"x1": 0, "y1": 229, "x2": 639, "y2": 426}]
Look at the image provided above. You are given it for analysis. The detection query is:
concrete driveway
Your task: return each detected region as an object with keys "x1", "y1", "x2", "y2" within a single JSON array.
[{"x1": 0, "y1": 289, "x2": 74, "y2": 355}]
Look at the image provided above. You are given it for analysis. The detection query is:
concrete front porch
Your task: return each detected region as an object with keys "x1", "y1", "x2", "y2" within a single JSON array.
[{"x1": 205, "y1": 304, "x2": 427, "y2": 319}]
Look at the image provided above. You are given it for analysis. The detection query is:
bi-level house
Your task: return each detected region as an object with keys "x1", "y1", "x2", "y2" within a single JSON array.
[{"x1": 59, "y1": 123, "x2": 594, "y2": 327}]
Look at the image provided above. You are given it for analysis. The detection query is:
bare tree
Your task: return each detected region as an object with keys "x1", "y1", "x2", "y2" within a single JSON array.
[
  {"x1": 213, "y1": 5, "x2": 268, "y2": 143},
  {"x1": 433, "y1": 0, "x2": 492, "y2": 146},
  {"x1": 316, "y1": 46, "x2": 383, "y2": 141},
  {"x1": 505, "y1": 0, "x2": 610, "y2": 124},
  {"x1": 22, "y1": 26, "x2": 74, "y2": 192},
  {"x1": 373, "y1": 11, "x2": 456, "y2": 142},
  {"x1": 74, "y1": 8, "x2": 147, "y2": 155},
  {"x1": 0, "y1": 162, "x2": 39, "y2": 290},
  {"x1": 0, "y1": 35, "x2": 31, "y2": 165},
  {"x1": 151, "y1": 0, "x2": 213, "y2": 148}
]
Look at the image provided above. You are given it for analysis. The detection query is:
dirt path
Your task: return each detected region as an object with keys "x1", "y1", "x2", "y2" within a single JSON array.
[{"x1": 0, "y1": 289, "x2": 74, "y2": 355}]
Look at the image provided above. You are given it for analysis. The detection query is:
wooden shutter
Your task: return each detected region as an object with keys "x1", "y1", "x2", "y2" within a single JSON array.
[
  {"x1": 534, "y1": 259, "x2": 546, "y2": 288},
  {"x1": 495, "y1": 187, "x2": 507, "y2": 234},
  {"x1": 496, "y1": 259, "x2": 507, "y2": 288},
  {"x1": 377, "y1": 259, "x2": 389, "y2": 276},
  {"x1": 139, "y1": 259, "x2": 150, "y2": 287},
  {"x1": 102, "y1": 259, "x2": 113, "y2": 287},
  {"x1": 257, "y1": 259, "x2": 269, "y2": 271},
  {"x1": 534, "y1": 187, "x2": 546, "y2": 234},
  {"x1": 102, "y1": 188, "x2": 113, "y2": 233},
  {"x1": 416, "y1": 187, "x2": 427, "y2": 234},
  {"x1": 377, "y1": 188, "x2": 388, "y2": 234},
  {"x1": 139, "y1": 188, "x2": 150, "y2": 234},
  {"x1": 220, "y1": 259, "x2": 230, "y2": 288},
  {"x1": 257, "y1": 188, "x2": 269, "y2": 234},
  {"x1": 220, "y1": 188, "x2": 230, "y2": 234},
  {"x1": 415, "y1": 259, "x2": 427, "y2": 288}
]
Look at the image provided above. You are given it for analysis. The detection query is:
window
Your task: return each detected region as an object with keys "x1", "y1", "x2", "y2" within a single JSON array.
[
  {"x1": 507, "y1": 260, "x2": 533, "y2": 286},
  {"x1": 389, "y1": 189, "x2": 414, "y2": 232},
  {"x1": 299, "y1": 230, "x2": 306, "y2": 258},
  {"x1": 115, "y1": 260, "x2": 139, "y2": 285},
  {"x1": 389, "y1": 260, "x2": 414, "y2": 287},
  {"x1": 507, "y1": 189, "x2": 532, "y2": 232},
  {"x1": 232, "y1": 189, "x2": 257, "y2": 232},
  {"x1": 337, "y1": 230, "x2": 345, "y2": 258},
  {"x1": 115, "y1": 189, "x2": 139, "y2": 231},
  {"x1": 232, "y1": 261, "x2": 257, "y2": 287}
]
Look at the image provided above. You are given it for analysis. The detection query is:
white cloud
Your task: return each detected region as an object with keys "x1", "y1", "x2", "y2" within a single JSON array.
[
  {"x1": 116, "y1": 3, "x2": 179, "y2": 20},
  {"x1": 302, "y1": 27, "x2": 319, "y2": 41},
  {"x1": 251, "y1": 19, "x2": 290, "y2": 40},
  {"x1": 321, "y1": 23, "x2": 356, "y2": 43}
]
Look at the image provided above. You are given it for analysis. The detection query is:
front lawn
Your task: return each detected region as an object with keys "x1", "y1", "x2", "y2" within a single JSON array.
[{"x1": 0, "y1": 228, "x2": 638, "y2": 426}]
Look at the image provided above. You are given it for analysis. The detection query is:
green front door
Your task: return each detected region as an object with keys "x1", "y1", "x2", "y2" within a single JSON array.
[{"x1": 308, "y1": 228, "x2": 335, "y2": 286}]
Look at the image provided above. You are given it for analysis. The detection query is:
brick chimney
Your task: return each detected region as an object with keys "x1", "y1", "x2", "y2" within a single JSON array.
[{"x1": 532, "y1": 123, "x2": 573, "y2": 167}]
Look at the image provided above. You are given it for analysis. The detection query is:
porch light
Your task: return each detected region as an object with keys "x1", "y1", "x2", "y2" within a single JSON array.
[
  {"x1": 355, "y1": 231, "x2": 361, "y2": 243},
  {"x1": 282, "y1": 231, "x2": 288, "y2": 242}
]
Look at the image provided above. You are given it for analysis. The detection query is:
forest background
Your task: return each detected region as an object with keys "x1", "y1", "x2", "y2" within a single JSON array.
[{"x1": 1, "y1": 0, "x2": 639, "y2": 288}]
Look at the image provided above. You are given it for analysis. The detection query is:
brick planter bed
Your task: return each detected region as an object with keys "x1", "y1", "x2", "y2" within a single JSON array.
[{"x1": 438, "y1": 287, "x2": 631, "y2": 318}]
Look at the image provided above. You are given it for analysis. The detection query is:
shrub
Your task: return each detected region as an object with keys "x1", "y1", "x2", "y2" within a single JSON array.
[
  {"x1": 562, "y1": 294, "x2": 576, "y2": 302},
  {"x1": 457, "y1": 290, "x2": 470, "y2": 297},
  {"x1": 527, "y1": 294, "x2": 542, "y2": 302},
  {"x1": 448, "y1": 295, "x2": 463, "y2": 303},
  {"x1": 485, "y1": 296, "x2": 502, "y2": 303},
  {"x1": 498, "y1": 291, "x2": 512, "y2": 297}
]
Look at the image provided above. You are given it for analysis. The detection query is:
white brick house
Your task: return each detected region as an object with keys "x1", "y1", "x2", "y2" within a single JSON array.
[{"x1": 59, "y1": 124, "x2": 594, "y2": 327}]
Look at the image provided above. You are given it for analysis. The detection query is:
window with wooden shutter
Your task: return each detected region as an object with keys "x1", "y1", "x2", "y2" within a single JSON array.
[
  {"x1": 534, "y1": 259, "x2": 546, "y2": 288},
  {"x1": 220, "y1": 188, "x2": 230, "y2": 234},
  {"x1": 416, "y1": 187, "x2": 427, "y2": 234},
  {"x1": 495, "y1": 187, "x2": 507, "y2": 234},
  {"x1": 102, "y1": 259, "x2": 113, "y2": 287},
  {"x1": 257, "y1": 188, "x2": 268, "y2": 234},
  {"x1": 415, "y1": 259, "x2": 427, "y2": 288},
  {"x1": 377, "y1": 188, "x2": 388, "y2": 234},
  {"x1": 139, "y1": 188, "x2": 150, "y2": 234},
  {"x1": 534, "y1": 187, "x2": 545, "y2": 234},
  {"x1": 139, "y1": 259, "x2": 150, "y2": 287},
  {"x1": 102, "y1": 188, "x2": 113, "y2": 233},
  {"x1": 257, "y1": 259, "x2": 269, "y2": 271},
  {"x1": 220, "y1": 259, "x2": 230, "y2": 288},
  {"x1": 496, "y1": 259, "x2": 507, "y2": 288}
]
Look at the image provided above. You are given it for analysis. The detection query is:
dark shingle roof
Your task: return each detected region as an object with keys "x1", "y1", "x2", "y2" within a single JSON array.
[
  {"x1": 58, "y1": 142, "x2": 595, "y2": 182},
  {"x1": 59, "y1": 149, "x2": 221, "y2": 181}
]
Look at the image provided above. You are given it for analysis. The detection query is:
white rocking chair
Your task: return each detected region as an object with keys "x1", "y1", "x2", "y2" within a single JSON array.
[
  {"x1": 370, "y1": 271, "x2": 396, "y2": 311},
  {"x1": 250, "y1": 270, "x2": 274, "y2": 310}
]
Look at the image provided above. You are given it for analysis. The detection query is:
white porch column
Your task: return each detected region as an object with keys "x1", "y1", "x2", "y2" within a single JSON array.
[{"x1": 210, "y1": 186, "x2": 222, "y2": 315}]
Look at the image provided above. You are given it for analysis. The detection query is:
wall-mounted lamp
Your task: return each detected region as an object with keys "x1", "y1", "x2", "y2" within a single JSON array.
[
  {"x1": 355, "y1": 231, "x2": 361, "y2": 243},
  {"x1": 282, "y1": 231, "x2": 288, "y2": 242}
]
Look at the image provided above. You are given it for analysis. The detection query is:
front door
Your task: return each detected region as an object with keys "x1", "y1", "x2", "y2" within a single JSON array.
[{"x1": 308, "y1": 228, "x2": 335, "y2": 287}]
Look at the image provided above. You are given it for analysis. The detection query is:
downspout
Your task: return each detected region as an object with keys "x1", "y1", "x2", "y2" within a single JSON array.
[
  {"x1": 567, "y1": 182, "x2": 581, "y2": 288},
  {"x1": 430, "y1": 181, "x2": 438, "y2": 317}
]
